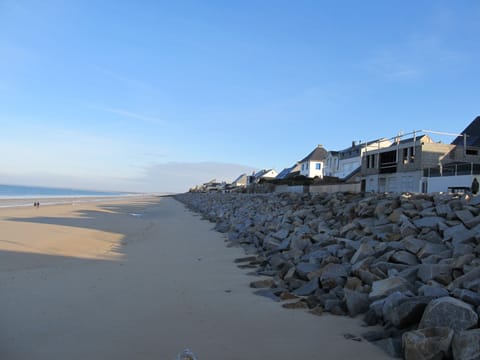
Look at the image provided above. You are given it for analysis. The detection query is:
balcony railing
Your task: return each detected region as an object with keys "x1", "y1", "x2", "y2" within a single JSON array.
[{"x1": 423, "y1": 163, "x2": 480, "y2": 177}]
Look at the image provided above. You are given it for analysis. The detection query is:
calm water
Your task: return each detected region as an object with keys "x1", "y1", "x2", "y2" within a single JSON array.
[{"x1": 0, "y1": 184, "x2": 127, "y2": 199}]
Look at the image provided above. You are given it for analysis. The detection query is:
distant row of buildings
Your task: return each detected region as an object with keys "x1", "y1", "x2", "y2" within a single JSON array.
[{"x1": 192, "y1": 116, "x2": 480, "y2": 194}]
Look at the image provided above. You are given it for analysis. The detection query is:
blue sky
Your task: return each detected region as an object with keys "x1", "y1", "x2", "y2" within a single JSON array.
[{"x1": 1, "y1": 1, "x2": 479, "y2": 192}]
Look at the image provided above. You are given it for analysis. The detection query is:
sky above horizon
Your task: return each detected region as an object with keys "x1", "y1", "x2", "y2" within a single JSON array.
[{"x1": 1, "y1": 1, "x2": 479, "y2": 192}]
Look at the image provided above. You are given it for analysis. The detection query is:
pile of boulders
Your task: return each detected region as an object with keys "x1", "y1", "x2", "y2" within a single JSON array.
[{"x1": 175, "y1": 191, "x2": 480, "y2": 359}]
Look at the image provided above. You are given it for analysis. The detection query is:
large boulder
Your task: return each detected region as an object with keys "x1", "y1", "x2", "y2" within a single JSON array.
[
  {"x1": 403, "y1": 327, "x2": 454, "y2": 360},
  {"x1": 452, "y1": 329, "x2": 480, "y2": 360},
  {"x1": 419, "y1": 297, "x2": 478, "y2": 331},
  {"x1": 385, "y1": 296, "x2": 432, "y2": 328}
]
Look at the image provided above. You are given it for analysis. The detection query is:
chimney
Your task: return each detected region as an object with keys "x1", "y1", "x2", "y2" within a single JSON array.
[{"x1": 352, "y1": 141, "x2": 356, "y2": 147}]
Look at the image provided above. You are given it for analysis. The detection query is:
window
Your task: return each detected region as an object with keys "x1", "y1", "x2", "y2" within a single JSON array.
[{"x1": 316, "y1": 163, "x2": 322, "y2": 170}]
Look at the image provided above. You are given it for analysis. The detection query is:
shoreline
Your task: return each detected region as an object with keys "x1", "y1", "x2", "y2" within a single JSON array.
[{"x1": 0, "y1": 193, "x2": 160, "y2": 209}]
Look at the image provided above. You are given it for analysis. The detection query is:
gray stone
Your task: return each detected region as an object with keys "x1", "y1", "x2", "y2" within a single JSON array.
[
  {"x1": 344, "y1": 288, "x2": 370, "y2": 317},
  {"x1": 465, "y1": 215, "x2": 480, "y2": 229},
  {"x1": 250, "y1": 279, "x2": 275, "y2": 288},
  {"x1": 295, "y1": 262, "x2": 321, "y2": 280},
  {"x1": 418, "y1": 285, "x2": 449, "y2": 298},
  {"x1": 271, "y1": 228, "x2": 290, "y2": 240},
  {"x1": 456, "y1": 209, "x2": 474, "y2": 225},
  {"x1": 319, "y1": 263, "x2": 349, "y2": 290},
  {"x1": 417, "y1": 264, "x2": 452, "y2": 285},
  {"x1": 293, "y1": 278, "x2": 319, "y2": 296},
  {"x1": 452, "y1": 329, "x2": 480, "y2": 360},
  {"x1": 419, "y1": 296, "x2": 478, "y2": 331},
  {"x1": 418, "y1": 242, "x2": 449, "y2": 259},
  {"x1": 448, "y1": 267, "x2": 480, "y2": 291},
  {"x1": 402, "y1": 237, "x2": 427, "y2": 255},
  {"x1": 400, "y1": 216, "x2": 419, "y2": 237},
  {"x1": 369, "y1": 277, "x2": 413, "y2": 301},
  {"x1": 436, "y1": 203, "x2": 452, "y2": 216},
  {"x1": 403, "y1": 327, "x2": 454, "y2": 360},
  {"x1": 391, "y1": 250, "x2": 420, "y2": 265},
  {"x1": 386, "y1": 296, "x2": 433, "y2": 328},
  {"x1": 413, "y1": 216, "x2": 445, "y2": 230},
  {"x1": 444, "y1": 224, "x2": 475, "y2": 245},
  {"x1": 350, "y1": 242, "x2": 375, "y2": 264},
  {"x1": 452, "y1": 288, "x2": 480, "y2": 307},
  {"x1": 372, "y1": 337, "x2": 403, "y2": 358}
]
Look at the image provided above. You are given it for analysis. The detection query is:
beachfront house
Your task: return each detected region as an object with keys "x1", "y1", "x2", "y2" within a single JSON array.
[
  {"x1": 299, "y1": 145, "x2": 328, "y2": 178},
  {"x1": 231, "y1": 173, "x2": 248, "y2": 188},
  {"x1": 423, "y1": 116, "x2": 480, "y2": 193},
  {"x1": 276, "y1": 162, "x2": 301, "y2": 180},
  {"x1": 247, "y1": 169, "x2": 278, "y2": 184},
  {"x1": 326, "y1": 139, "x2": 392, "y2": 180},
  {"x1": 361, "y1": 117, "x2": 480, "y2": 193}
]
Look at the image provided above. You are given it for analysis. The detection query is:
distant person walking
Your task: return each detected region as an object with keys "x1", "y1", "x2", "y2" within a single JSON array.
[{"x1": 472, "y1": 178, "x2": 479, "y2": 195}]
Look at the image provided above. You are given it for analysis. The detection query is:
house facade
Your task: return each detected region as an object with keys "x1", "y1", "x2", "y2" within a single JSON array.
[
  {"x1": 326, "y1": 139, "x2": 392, "y2": 180},
  {"x1": 299, "y1": 145, "x2": 328, "y2": 178},
  {"x1": 361, "y1": 133, "x2": 463, "y2": 193}
]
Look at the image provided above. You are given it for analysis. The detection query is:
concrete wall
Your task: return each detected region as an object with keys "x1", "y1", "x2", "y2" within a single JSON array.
[
  {"x1": 426, "y1": 175, "x2": 477, "y2": 193},
  {"x1": 309, "y1": 183, "x2": 361, "y2": 194},
  {"x1": 364, "y1": 171, "x2": 423, "y2": 193},
  {"x1": 274, "y1": 185, "x2": 306, "y2": 193}
]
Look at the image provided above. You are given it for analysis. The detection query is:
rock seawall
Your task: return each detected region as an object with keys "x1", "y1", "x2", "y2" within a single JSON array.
[{"x1": 175, "y1": 191, "x2": 480, "y2": 359}]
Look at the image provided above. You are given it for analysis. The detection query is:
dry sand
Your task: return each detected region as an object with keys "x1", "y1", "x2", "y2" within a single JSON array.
[{"x1": 0, "y1": 196, "x2": 390, "y2": 359}]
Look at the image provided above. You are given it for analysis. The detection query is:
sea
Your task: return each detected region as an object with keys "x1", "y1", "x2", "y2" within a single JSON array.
[{"x1": 0, "y1": 184, "x2": 134, "y2": 208}]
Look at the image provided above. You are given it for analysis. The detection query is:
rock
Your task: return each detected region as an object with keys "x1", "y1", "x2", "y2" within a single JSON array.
[
  {"x1": 417, "y1": 243, "x2": 449, "y2": 259},
  {"x1": 413, "y1": 216, "x2": 445, "y2": 230},
  {"x1": 253, "y1": 289, "x2": 281, "y2": 302},
  {"x1": 293, "y1": 278, "x2": 319, "y2": 296},
  {"x1": 350, "y1": 242, "x2": 375, "y2": 264},
  {"x1": 372, "y1": 337, "x2": 403, "y2": 358},
  {"x1": 418, "y1": 285, "x2": 449, "y2": 298},
  {"x1": 250, "y1": 279, "x2": 275, "y2": 288},
  {"x1": 419, "y1": 296, "x2": 478, "y2": 331},
  {"x1": 448, "y1": 267, "x2": 480, "y2": 291},
  {"x1": 402, "y1": 327, "x2": 454, "y2": 360},
  {"x1": 455, "y1": 209, "x2": 474, "y2": 225},
  {"x1": 369, "y1": 277, "x2": 413, "y2": 301},
  {"x1": 452, "y1": 329, "x2": 480, "y2": 360},
  {"x1": 451, "y1": 288, "x2": 480, "y2": 307},
  {"x1": 385, "y1": 296, "x2": 432, "y2": 328},
  {"x1": 444, "y1": 224, "x2": 475, "y2": 245},
  {"x1": 319, "y1": 263, "x2": 349, "y2": 290},
  {"x1": 400, "y1": 217, "x2": 419, "y2": 237},
  {"x1": 417, "y1": 264, "x2": 452, "y2": 285},
  {"x1": 344, "y1": 288, "x2": 370, "y2": 317},
  {"x1": 390, "y1": 250, "x2": 420, "y2": 265},
  {"x1": 464, "y1": 215, "x2": 480, "y2": 229},
  {"x1": 282, "y1": 301, "x2": 308, "y2": 309},
  {"x1": 295, "y1": 262, "x2": 321, "y2": 280},
  {"x1": 402, "y1": 237, "x2": 427, "y2": 255}
]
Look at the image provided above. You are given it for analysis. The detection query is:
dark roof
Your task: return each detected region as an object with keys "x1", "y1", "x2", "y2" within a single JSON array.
[
  {"x1": 452, "y1": 116, "x2": 480, "y2": 147},
  {"x1": 276, "y1": 163, "x2": 301, "y2": 179},
  {"x1": 300, "y1": 145, "x2": 328, "y2": 162},
  {"x1": 232, "y1": 173, "x2": 247, "y2": 183},
  {"x1": 254, "y1": 169, "x2": 275, "y2": 178},
  {"x1": 276, "y1": 167, "x2": 294, "y2": 180}
]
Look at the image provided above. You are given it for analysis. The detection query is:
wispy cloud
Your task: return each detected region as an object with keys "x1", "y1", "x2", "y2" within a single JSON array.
[{"x1": 97, "y1": 106, "x2": 166, "y2": 125}]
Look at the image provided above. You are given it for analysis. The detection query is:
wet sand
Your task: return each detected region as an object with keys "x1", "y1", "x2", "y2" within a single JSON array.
[{"x1": 0, "y1": 196, "x2": 389, "y2": 359}]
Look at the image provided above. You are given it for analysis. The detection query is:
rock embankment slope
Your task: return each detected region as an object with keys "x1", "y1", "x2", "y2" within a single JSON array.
[{"x1": 175, "y1": 191, "x2": 480, "y2": 359}]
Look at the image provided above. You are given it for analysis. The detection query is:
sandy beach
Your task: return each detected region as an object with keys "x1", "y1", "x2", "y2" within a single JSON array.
[{"x1": 0, "y1": 196, "x2": 389, "y2": 359}]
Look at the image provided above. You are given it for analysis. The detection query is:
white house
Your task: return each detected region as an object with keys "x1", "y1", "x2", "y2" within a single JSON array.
[
  {"x1": 299, "y1": 145, "x2": 328, "y2": 178},
  {"x1": 248, "y1": 169, "x2": 278, "y2": 184}
]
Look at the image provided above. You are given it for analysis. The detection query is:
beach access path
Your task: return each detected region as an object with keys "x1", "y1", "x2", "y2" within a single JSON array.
[{"x1": 0, "y1": 196, "x2": 389, "y2": 359}]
